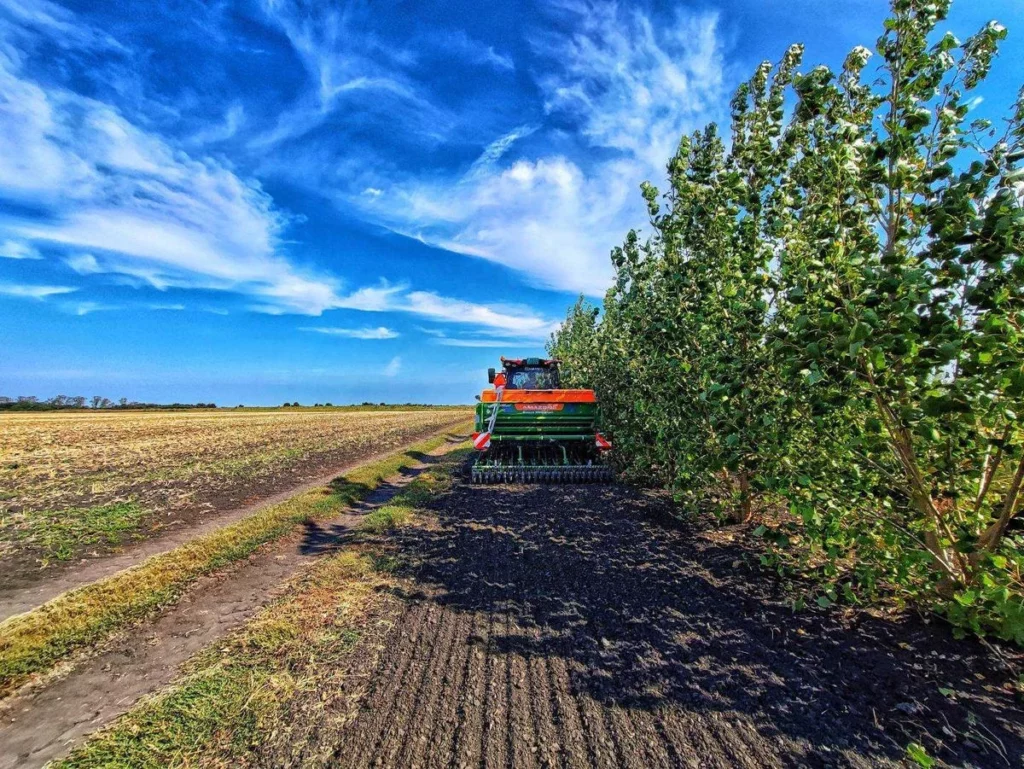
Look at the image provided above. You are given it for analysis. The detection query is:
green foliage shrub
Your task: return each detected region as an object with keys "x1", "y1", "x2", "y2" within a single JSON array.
[{"x1": 549, "y1": 0, "x2": 1024, "y2": 643}]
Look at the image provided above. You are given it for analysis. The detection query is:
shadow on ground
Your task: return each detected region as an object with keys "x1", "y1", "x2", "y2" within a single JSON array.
[
  {"x1": 384, "y1": 482, "x2": 1024, "y2": 768},
  {"x1": 298, "y1": 439, "x2": 465, "y2": 557}
]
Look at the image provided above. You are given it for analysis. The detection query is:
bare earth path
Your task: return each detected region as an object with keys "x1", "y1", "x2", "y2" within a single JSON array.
[
  {"x1": 0, "y1": 437, "x2": 465, "y2": 769},
  {"x1": 311, "y1": 481, "x2": 1024, "y2": 769},
  {"x1": 0, "y1": 424, "x2": 466, "y2": 623}
]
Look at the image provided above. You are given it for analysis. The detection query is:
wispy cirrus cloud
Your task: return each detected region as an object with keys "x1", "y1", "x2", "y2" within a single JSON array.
[
  {"x1": 251, "y1": 0, "x2": 449, "y2": 150},
  {"x1": 382, "y1": 356, "x2": 402, "y2": 377},
  {"x1": 0, "y1": 239, "x2": 39, "y2": 259},
  {"x1": 401, "y1": 291, "x2": 557, "y2": 338},
  {"x1": 0, "y1": 281, "x2": 75, "y2": 299},
  {"x1": 301, "y1": 326, "x2": 399, "y2": 340},
  {"x1": 430, "y1": 29, "x2": 514, "y2": 72},
  {"x1": 0, "y1": 40, "x2": 345, "y2": 315},
  {"x1": 0, "y1": 0, "x2": 124, "y2": 56},
  {"x1": 433, "y1": 336, "x2": 542, "y2": 348},
  {"x1": 350, "y1": 1, "x2": 726, "y2": 295},
  {"x1": 64, "y1": 300, "x2": 120, "y2": 316}
]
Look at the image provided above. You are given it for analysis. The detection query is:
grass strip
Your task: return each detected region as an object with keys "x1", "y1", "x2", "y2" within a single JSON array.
[
  {"x1": 16, "y1": 501, "x2": 147, "y2": 565},
  {"x1": 56, "y1": 447, "x2": 471, "y2": 769},
  {"x1": 0, "y1": 424, "x2": 471, "y2": 699}
]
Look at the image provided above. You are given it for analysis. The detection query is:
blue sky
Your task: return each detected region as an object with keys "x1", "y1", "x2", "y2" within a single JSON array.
[{"x1": 1, "y1": 0, "x2": 1022, "y2": 405}]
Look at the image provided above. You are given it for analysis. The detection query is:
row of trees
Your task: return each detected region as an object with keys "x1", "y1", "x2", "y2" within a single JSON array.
[
  {"x1": 0, "y1": 396, "x2": 217, "y2": 410},
  {"x1": 550, "y1": 0, "x2": 1023, "y2": 641}
]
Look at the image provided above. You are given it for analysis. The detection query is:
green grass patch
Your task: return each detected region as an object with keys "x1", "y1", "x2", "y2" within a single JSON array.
[
  {"x1": 13, "y1": 502, "x2": 146, "y2": 564},
  {"x1": 0, "y1": 426, "x2": 471, "y2": 699},
  {"x1": 55, "y1": 447, "x2": 470, "y2": 768}
]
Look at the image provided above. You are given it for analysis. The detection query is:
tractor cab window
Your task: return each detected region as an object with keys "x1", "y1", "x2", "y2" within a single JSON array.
[{"x1": 506, "y1": 366, "x2": 559, "y2": 390}]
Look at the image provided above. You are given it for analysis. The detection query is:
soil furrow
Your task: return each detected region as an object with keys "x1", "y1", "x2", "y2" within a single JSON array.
[
  {"x1": 481, "y1": 607, "x2": 510, "y2": 769},
  {"x1": 388, "y1": 602, "x2": 464, "y2": 768},
  {"x1": 543, "y1": 654, "x2": 593, "y2": 768},
  {"x1": 342, "y1": 600, "x2": 436, "y2": 768},
  {"x1": 452, "y1": 606, "x2": 491, "y2": 769},
  {"x1": 324, "y1": 479, "x2": 1023, "y2": 769},
  {"x1": 420, "y1": 605, "x2": 476, "y2": 769},
  {"x1": 335, "y1": 600, "x2": 427, "y2": 767},
  {"x1": 522, "y1": 619, "x2": 558, "y2": 769}
]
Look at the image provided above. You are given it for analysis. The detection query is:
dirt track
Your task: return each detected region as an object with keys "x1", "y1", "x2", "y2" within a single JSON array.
[{"x1": 310, "y1": 481, "x2": 1023, "y2": 768}]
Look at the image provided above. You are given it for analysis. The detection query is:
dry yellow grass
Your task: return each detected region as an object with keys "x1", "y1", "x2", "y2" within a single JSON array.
[{"x1": 0, "y1": 408, "x2": 469, "y2": 564}]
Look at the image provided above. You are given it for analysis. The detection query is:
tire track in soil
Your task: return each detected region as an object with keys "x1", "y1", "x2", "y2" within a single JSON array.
[
  {"x1": 0, "y1": 438, "x2": 466, "y2": 769},
  {"x1": 318, "y1": 481, "x2": 1023, "y2": 769}
]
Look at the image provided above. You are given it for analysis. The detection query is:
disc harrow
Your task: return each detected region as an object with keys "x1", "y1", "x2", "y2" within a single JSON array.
[{"x1": 471, "y1": 463, "x2": 614, "y2": 485}]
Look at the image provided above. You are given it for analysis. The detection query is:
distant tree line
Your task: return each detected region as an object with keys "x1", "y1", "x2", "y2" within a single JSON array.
[{"x1": 0, "y1": 395, "x2": 216, "y2": 411}]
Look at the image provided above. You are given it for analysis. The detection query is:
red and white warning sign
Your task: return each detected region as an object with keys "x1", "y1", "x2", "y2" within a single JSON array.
[
  {"x1": 595, "y1": 432, "x2": 612, "y2": 451},
  {"x1": 472, "y1": 432, "x2": 492, "y2": 450}
]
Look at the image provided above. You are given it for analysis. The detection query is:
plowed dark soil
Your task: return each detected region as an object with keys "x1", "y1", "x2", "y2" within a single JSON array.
[{"x1": 316, "y1": 481, "x2": 1023, "y2": 768}]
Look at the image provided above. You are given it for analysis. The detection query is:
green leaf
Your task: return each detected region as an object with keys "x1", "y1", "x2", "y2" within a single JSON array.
[
  {"x1": 870, "y1": 348, "x2": 886, "y2": 370},
  {"x1": 906, "y1": 743, "x2": 934, "y2": 768}
]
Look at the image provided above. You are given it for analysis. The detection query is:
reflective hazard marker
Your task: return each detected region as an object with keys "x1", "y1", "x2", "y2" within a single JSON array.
[
  {"x1": 473, "y1": 432, "x2": 492, "y2": 450},
  {"x1": 595, "y1": 433, "x2": 612, "y2": 451}
]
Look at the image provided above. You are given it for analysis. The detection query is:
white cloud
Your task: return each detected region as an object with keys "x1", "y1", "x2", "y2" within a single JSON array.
[
  {"x1": 435, "y1": 29, "x2": 514, "y2": 72},
  {"x1": 148, "y1": 303, "x2": 185, "y2": 311},
  {"x1": 64, "y1": 252, "x2": 100, "y2": 273},
  {"x1": 539, "y1": 0, "x2": 723, "y2": 169},
  {"x1": 0, "y1": 0, "x2": 125, "y2": 56},
  {"x1": 401, "y1": 291, "x2": 557, "y2": 338},
  {"x1": 0, "y1": 51, "x2": 344, "y2": 315},
  {"x1": 301, "y1": 326, "x2": 399, "y2": 340},
  {"x1": 186, "y1": 103, "x2": 245, "y2": 145},
  {"x1": 0, "y1": 238, "x2": 40, "y2": 259},
  {"x1": 382, "y1": 356, "x2": 402, "y2": 377},
  {"x1": 333, "y1": 282, "x2": 407, "y2": 312},
  {"x1": 350, "y1": 1, "x2": 725, "y2": 295},
  {"x1": 252, "y1": 0, "x2": 447, "y2": 149},
  {"x1": 0, "y1": 281, "x2": 76, "y2": 298},
  {"x1": 433, "y1": 337, "x2": 541, "y2": 348},
  {"x1": 64, "y1": 300, "x2": 119, "y2": 315}
]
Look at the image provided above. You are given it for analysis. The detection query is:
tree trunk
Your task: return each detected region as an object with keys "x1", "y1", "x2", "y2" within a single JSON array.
[{"x1": 735, "y1": 470, "x2": 753, "y2": 524}]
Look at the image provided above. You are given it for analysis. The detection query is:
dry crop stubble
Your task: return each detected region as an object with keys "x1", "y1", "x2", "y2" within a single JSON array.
[{"x1": 0, "y1": 408, "x2": 469, "y2": 566}]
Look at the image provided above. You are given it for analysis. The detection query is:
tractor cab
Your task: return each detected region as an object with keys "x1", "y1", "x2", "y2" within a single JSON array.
[{"x1": 489, "y1": 357, "x2": 560, "y2": 390}]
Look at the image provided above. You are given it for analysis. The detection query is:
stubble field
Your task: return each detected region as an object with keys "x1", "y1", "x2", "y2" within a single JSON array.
[{"x1": 0, "y1": 408, "x2": 469, "y2": 572}]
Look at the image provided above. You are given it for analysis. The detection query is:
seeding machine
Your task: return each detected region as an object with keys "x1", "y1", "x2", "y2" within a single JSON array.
[{"x1": 470, "y1": 357, "x2": 613, "y2": 484}]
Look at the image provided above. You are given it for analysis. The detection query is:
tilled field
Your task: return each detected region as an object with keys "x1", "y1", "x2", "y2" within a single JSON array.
[
  {"x1": 319, "y1": 482, "x2": 1023, "y2": 769},
  {"x1": 0, "y1": 408, "x2": 468, "y2": 575}
]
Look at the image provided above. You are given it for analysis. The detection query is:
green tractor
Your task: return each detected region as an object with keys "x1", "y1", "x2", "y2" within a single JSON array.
[{"x1": 470, "y1": 357, "x2": 613, "y2": 484}]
